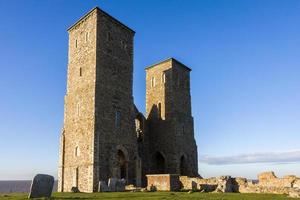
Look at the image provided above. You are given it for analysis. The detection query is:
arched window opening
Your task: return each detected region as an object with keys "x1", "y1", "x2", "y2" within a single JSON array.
[
  {"x1": 162, "y1": 72, "x2": 166, "y2": 83},
  {"x1": 151, "y1": 77, "x2": 156, "y2": 87},
  {"x1": 75, "y1": 146, "x2": 80, "y2": 157}
]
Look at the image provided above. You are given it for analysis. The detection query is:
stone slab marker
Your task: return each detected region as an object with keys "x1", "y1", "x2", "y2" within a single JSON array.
[
  {"x1": 108, "y1": 178, "x2": 118, "y2": 192},
  {"x1": 28, "y1": 174, "x2": 54, "y2": 198},
  {"x1": 115, "y1": 179, "x2": 126, "y2": 192},
  {"x1": 98, "y1": 181, "x2": 109, "y2": 192}
]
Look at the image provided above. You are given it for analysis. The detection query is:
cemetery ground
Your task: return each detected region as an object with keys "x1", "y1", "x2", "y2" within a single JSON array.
[{"x1": 0, "y1": 192, "x2": 294, "y2": 200}]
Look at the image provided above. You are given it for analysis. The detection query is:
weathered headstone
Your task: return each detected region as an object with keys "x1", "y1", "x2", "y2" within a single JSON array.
[
  {"x1": 115, "y1": 179, "x2": 126, "y2": 192},
  {"x1": 71, "y1": 186, "x2": 80, "y2": 193},
  {"x1": 28, "y1": 174, "x2": 54, "y2": 198},
  {"x1": 108, "y1": 178, "x2": 118, "y2": 192},
  {"x1": 98, "y1": 181, "x2": 109, "y2": 192}
]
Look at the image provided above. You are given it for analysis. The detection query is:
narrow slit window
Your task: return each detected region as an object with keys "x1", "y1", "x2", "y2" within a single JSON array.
[
  {"x1": 75, "y1": 39, "x2": 78, "y2": 48},
  {"x1": 77, "y1": 103, "x2": 80, "y2": 117},
  {"x1": 79, "y1": 67, "x2": 82, "y2": 77},
  {"x1": 151, "y1": 77, "x2": 156, "y2": 87},
  {"x1": 162, "y1": 72, "x2": 166, "y2": 83},
  {"x1": 75, "y1": 146, "x2": 80, "y2": 157},
  {"x1": 85, "y1": 32, "x2": 89, "y2": 42},
  {"x1": 115, "y1": 111, "x2": 121, "y2": 128}
]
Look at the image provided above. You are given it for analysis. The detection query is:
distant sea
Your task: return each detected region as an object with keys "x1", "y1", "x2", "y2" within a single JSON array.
[{"x1": 0, "y1": 180, "x2": 58, "y2": 193}]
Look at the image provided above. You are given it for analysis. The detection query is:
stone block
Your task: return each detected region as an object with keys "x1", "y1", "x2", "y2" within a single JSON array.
[
  {"x1": 98, "y1": 181, "x2": 109, "y2": 192},
  {"x1": 108, "y1": 178, "x2": 118, "y2": 192},
  {"x1": 71, "y1": 187, "x2": 80, "y2": 193},
  {"x1": 28, "y1": 174, "x2": 54, "y2": 198},
  {"x1": 146, "y1": 174, "x2": 180, "y2": 191},
  {"x1": 115, "y1": 179, "x2": 126, "y2": 192}
]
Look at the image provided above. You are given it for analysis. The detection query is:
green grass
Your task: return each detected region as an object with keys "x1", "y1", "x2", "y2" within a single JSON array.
[{"x1": 0, "y1": 192, "x2": 293, "y2": 200}]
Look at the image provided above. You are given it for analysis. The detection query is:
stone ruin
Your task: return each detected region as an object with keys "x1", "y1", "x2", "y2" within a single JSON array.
[
  {"x1": 146, "y1": 171, "x2": 300, "y2": 198},
  {"x1": 98, "y1": 178, "x2": 126, "y2": 192}
]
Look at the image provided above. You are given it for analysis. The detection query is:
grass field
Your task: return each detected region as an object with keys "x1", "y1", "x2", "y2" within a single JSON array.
[{"x1": 0, "y1": 192, "x2": 294, "y2": 200}]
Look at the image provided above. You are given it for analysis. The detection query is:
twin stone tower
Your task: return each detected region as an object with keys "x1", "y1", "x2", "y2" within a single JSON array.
[{"x1": 58, "y1": 7, "x2": 198, "y2": 192}]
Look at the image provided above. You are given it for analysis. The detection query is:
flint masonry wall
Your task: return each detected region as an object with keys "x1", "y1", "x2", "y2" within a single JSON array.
[
  {"x1": 58, "y1": 8, "x2": 98, "y2": 193},
  {"x1": 59, "y1": 7, "x2": 200, "y2": 192},
  {"x1": 59, "y1": 7, "x2": 139, "y2": 192},
  {"x1": 145, "y1": 58, "x2": 198, "y2": 177},
  {"x1": 94, "y1": 8, "x2": 138, "y2": 189},
  {"x1": 258, "y1": 171, "x2": 300, "y2": 188},
  {"x1": 179, "y1": 171, "x2": 300, "y2": 194}
]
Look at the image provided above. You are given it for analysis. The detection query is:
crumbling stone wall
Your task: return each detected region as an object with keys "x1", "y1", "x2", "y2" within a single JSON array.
[
  {"x1": 146, "y1": 174, "x2": 181, "y2": 191},
  {"x1": 146, "y1": 171, "x2": 300, "y2": 197},
  {"x1": 258, "y1": 171, "x2": 299, "y2": 188},
  {"x1": 145, "y1": 58, "x2": 198, "y2": 177},
  {"x1": 178, "y1": 171, "x2": 300, "y2": 195}
]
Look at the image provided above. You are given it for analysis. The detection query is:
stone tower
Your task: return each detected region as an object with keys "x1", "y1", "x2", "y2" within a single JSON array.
[
  {"x1": 145, "y1": 58, "x2": 198, "y2": 177},
  {"x1": 58, "y1": 7, "x2": 140, "y2": 192}
]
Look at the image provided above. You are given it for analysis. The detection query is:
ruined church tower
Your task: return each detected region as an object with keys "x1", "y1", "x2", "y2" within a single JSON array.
[
  {"x1": 145, "y1": 58, "x2": 198, "y2": 177},
  {"x1": 58, "y1": 7, "x2": 199, "y2": 193},
  {"x1": 58, "y1": 7, "x2": 139, "y2": 192}
]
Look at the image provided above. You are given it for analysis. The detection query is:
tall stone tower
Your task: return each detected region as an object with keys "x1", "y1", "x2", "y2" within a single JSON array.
[
  {"x1": 145, "y1": 58, "x2": 198, "y2": 177},
  {"x1": 58, "y1": 7, "x2": 140, "y2": 192}
]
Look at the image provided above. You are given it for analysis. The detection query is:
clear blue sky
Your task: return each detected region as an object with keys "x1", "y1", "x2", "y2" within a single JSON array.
[{"x1": 0, "y1": 0, "x2": 299, "y2": 180}]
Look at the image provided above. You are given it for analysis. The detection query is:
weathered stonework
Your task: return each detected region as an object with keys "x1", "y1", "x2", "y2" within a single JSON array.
[
  {"x1": 146, "y1": 174, "x2": 181, "y2": 191},
  {"x1": 178, "y1": 171, "x2": 300, "y2": 195},
  {"x1": 58, "y1": 7, "x2": 198, "y2": 193},
  {"x1": 145, "y1": 59, "x2": 198, "y2": 177}
]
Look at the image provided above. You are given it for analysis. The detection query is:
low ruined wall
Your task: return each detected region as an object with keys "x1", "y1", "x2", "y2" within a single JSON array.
[
  {"x1": 146, "y1": 172, "x2": 300, "y2": 197},
  {"x1": 179, "y1": 176, "x2": 217, "y2": 191},
  {"x1": 258, "y1": 171, "x2": 300, "y2": 188},
  {"x1": 146, "y1": 174, "x2": 181, "y2": 191},
  {"x1": 179, "y1": 171, "x2": 300, "y2": 195}
]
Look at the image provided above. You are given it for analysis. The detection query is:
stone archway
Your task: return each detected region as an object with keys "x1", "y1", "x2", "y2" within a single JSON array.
[
  {"x1": 180, "y1": 155, "x2": 188, "y2": 175},
  {"x1": 115, "y1": 145, "x2": 129, "y2": 180},
  {"x1": 117, "y1": 150, "x2": 127, "y2": 179},
  {"x1": 154, "y1": 152, "x2": 165, "y2": 174}
]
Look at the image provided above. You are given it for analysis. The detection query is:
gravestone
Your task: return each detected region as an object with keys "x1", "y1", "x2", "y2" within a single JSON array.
[
  {"x1": 108, "y1": 178, "x2": 118, "y2": 192},
  {"x1": 28, "y1": 174, "x2": 54, "y2": 198},
  {"x1": 71, "y1": 187, "x2": 80, "y2": 193},
  {"x1": 98, "y1": 181, "x2": 109, "y2": 192},
  {"x1": 115, "y1": 179, "x2": 126, "y2": 192}
]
